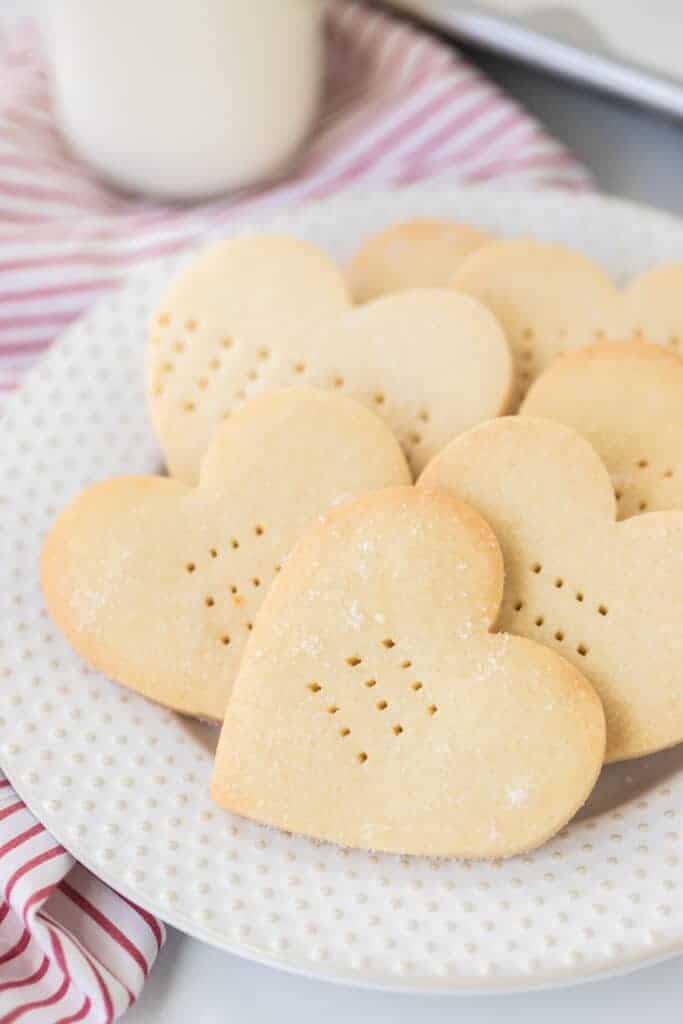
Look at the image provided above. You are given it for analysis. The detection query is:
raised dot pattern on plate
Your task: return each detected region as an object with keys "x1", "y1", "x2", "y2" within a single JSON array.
[{"x1": 0, "y1": 187, "x2": 682, "y2": 992}]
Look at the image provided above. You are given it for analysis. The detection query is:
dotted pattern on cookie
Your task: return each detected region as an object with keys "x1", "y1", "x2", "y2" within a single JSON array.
[{"x1": 306, "y1": 636, "x2": 442, "y2": 766}]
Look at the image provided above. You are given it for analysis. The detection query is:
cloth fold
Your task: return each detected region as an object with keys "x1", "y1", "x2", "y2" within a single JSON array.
[
  {"x1": 0, "y1": 774, "x2": 164, "y2": 1023},
  {"x1": 0, "y1": 2, "x2": 591, "y2": 1020}
]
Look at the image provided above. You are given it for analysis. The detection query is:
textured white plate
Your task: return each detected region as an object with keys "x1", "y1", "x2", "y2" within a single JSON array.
[{"x1": 2, "y1": 185, "x2": 683, "y2": 994}]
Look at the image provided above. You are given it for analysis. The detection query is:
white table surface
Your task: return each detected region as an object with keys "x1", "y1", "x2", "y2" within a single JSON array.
[{"x1": 5, "y1": 2, "x2": 683, "y2": 1019}]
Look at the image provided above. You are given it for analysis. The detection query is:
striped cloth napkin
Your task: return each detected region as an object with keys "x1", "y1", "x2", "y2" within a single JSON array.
[
  {"x1": 0, "y1": 1, "x2": 591, "y2": 1020},
  {"x1": 0, "y1": 777, "x2": 163, "y2": 1023}
]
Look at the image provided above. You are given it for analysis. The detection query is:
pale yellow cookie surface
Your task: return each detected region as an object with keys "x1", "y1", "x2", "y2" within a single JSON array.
[
  {"x1": 147, "y1": 235, "x2": 352, "y2": 483},
  {"x1": 521, "y1": 341, "x2": 683, "y2": 518},
  {"x1": 420, "y1": 417, "x2": 683, "y2": 763},
  {"x1": 346, "y1": 218, "x2": 494, "y2": 303},
  {"x1": 452, "y1": 238, "x2": 618, "y2": 401},
  {"x1": 212, "y1": 487, "x2": 604, "y2": 859},
  {"x1": 620, "y1": 261, "x2": 683, "y2": 350},
  {"x1": 147, "y1": 236, "x2": 512, "y2": 482},
  {"x1": 42, "y1": 390, "x2": 410, "y2": 721}
]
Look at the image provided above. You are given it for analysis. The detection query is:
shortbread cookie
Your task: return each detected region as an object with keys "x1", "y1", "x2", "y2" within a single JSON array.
[
  {"x1": 346, "y1": 218, "x2": 494, "y2": 303},
  {"x1": 521, "y1": 341, "x2": 683, "y2": 518},
  {"x1": 211, "y1": 487, "x2": 605, "y2": 859},
  {"x1": 147, "y1": 236, "x2": 512, "y2": 482},
  {"x1": 452, "y1": 238, "x2": 619, "y2": 401},
  {"x1": 420, "y1": 417, "x2": 683, "y2": 762},
  {"x1": 42, "y1": 390, "x2": 410, "y2": 721},
  {"x1": 620, "y1": 261, "x2": 683, "y2": 349},
  {"x1": 147, "y1": 235, "x2": 352, "y2": 483}
]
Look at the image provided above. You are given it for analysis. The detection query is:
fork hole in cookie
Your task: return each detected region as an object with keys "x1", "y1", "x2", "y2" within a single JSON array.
[
  {"x1": 204, "y1": 596, "x2": 215, "y2": 608},
  {"x1": 393, "y1": 724, "x2": 404, "y2": 736},
  {"x1": 412, "y1": 682, "x2": 423, "y2": 692},
  {"x1": 162, "y1": 362, "x2": 174, "y2": 373},
  {"x1": 376, "y1": 700, "x2": 388, "y2": 711},
  {"x1": 327, "y1": 705, "x2": 339, "y2": 715},
  {"x1": 401, "y1": 660, "x2": 412, "y2": 669},
  {"x1": 220, "y1": 635, "x2": 231, "y2": 646},
  {"x1": 183, "y1": 401, "x2": 196, "y2": 412},
  {"x1": 292, "y1": 362, "x2": 306, "y2": 374},
  {"x1": 230, "y1": 538, "x2": 239, "y2": 549},
  {"x1": 246, "y1": 622, "x2": 253, "y2": 631},
  {"x1": 251, "y1": 577, "x2": 261, "y2": 588},
  {"x1": 382, "y1": 638, "x2": 395, "y2": 649},
  {"x1": 340, "y1": 727, "x2": 350, "y2": 737},
  {"x1": 554, "y1": 630, "x2": 564, "y2": 642},
  {"x1": 332, "y1": 375, "x2": 345, "y2": 389},
  {"x1": 210, "y1": 358, "x2": 221, "y2": 371},
  {"x1": 663, "y1": 469, "x2": 674, "y2": 478},
  {"x1": 185, "y1": 563, "x2": 196, "y2": 573},
  {"x1": 157, "y1": 313, "x2": 170, "y2": 327},
  {"x1": 247, "y1": 369, "x2": 258, "y2": 381},
  {"x1": 209, "y1": 548, "x2": 218, "y2": 559},
  {"x1": 427, "y1": 704, "x2": 438, "y2": 716},
  {"x1": 257, "y1": 347, "x2": 271, "y2": 361},
  {"x1": 637, "y1": 459, "x2": 649, "y2": 469},
  {"x1": 308, "y1": 683, "x2": 322, "y2": 693},
  {"x1": 638, "y1": 501, "x2": 648, "y2": 511},
  {"x1": 408, "y1": 432, "x2": 422, "y2": 446},
  {"x1": 598, "y1": 604, "x2": 608, "y2": 616},
  {"x1": 419, "y1": 409, "x2": 430, "y2": 423},
  {"x1": 254, "y1": 524, "x2": 265, "y2": 536},
  {"x1": 357, "y1": 752, "x2": 368, "y2": 765},
  {"x1": 670, "y1": 335, "x2": 680, "y2": 347},
  {"x1": 534, "y1": 616, "x2": 544, "y2": 627},
  {"x1": 346, "y1": 655, "x2": 362, "y2": 667},
  {"x1": 229, "y1": 585, "x2": 238, "y2": 595},
  {"x1": 531, "y1": 562, "x2": 542, "y2": 574},
  {"x1": 513, "y1": 600, "x2": 523, "y2": 612},
  {"x1": 577, "y1": 644, "x2": 589, "y2": 657},
  {"x1": 373, "y1": 392, "x2": 385, "y2": 406},
  {"x1": 575, "y1": 592, "x2": 584, "y2": 603},
  {"x1": 221, "y1": 337, "x2": 233, "y2": 349},
  {"x1": 365, "y1": 679, "x2": 377, "y2": 688},
  {"x1": 554, "y1": 578, "x2": 564, "y2": 589}
]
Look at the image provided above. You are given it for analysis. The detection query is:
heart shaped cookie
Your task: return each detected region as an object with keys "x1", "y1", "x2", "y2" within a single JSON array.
[
  {"x1": 42, "y1": 389, "x2": 411, "y2": 721},
  {"x1": 211, "y1": 488, "x2": 605, "y2": 858},
  {"x1": 346, "y1": 218, "x2": 494, "y2": 302},
  {"x1": 522, "y1": 341, "x2": 683, "y2": 518},
  {"x1": 420, "y1": 416, "x2": 683, "y2": 762},
  {"x1": 147, "y1": 235, "x2": 512, "y2": 482}
]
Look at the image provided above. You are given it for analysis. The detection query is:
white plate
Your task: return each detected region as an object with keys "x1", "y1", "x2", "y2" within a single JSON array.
[{"x1": 2, "y1": 184, "x2": 683, "y2": 994}]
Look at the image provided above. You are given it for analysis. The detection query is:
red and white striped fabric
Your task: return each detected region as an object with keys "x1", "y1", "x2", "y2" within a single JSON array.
[
  {"x1": 0, "y1": 774, "x2": 163, "y2": 1023},
  {"x1": 0, "y1": 2, "x2": 591, "y2": 1020},
  {"x1": 0, "y1": 0, "x2": 592, "y2": 396}
]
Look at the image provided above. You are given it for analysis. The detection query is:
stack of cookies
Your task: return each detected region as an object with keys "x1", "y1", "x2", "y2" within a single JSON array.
[{"x1": 42, "y1": 220, "x2": 683, "y2": 860}]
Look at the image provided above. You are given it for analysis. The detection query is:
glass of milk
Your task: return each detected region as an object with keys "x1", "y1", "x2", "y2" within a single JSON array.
[{"x1": 46, "y1": 0, "x2": 324, "y2": 199}]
